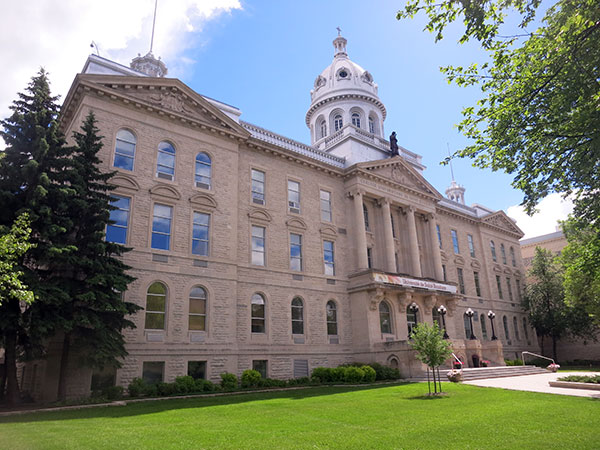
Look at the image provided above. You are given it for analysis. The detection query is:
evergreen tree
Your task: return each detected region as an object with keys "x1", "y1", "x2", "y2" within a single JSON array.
[
  {"x1": 0, "y1": 70, "x2": 71, "y2": 405},
  {"x1": 52, "y1": 113, "x2": 140, "y2": 400}
]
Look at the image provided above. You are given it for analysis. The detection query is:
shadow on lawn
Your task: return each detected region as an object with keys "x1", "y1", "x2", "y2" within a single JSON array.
[{"x1": 0, "y1": 382, "x2": 414, "y2": 424}]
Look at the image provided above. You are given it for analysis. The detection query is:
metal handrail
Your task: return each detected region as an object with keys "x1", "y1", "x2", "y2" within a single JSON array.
[
  {"x1": 451, "y1": 352, "x2": 463, "y2": 373},
  {"x1": 521, "y1": 351, "x2": 555, "y2": 366}
]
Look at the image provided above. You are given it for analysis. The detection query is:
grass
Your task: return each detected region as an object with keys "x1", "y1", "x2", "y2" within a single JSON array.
[{"x1": 1, "y1": 383, "x2": 599, "y2": 449}]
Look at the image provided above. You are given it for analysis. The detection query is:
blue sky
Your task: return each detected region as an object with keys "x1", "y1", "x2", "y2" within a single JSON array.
[{"x1": 0, "y1": 0, "x2": 571, "y2": 237}]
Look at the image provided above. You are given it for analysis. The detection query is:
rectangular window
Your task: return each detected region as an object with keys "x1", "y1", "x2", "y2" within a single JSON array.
[
  {"x1": 290, "y1": 233, "x2": 302, "y2": 271},
  {"x1": 151, "y1": 204, "x2": 172, "y2": 250},
  {"x1": 507, "y1": 277, "x2": 513, "y2": 301},
  {"x1": 451, "y1": 230, "x2": 460, "y2": 254},
  {"x1": 391, "y1": 213, "x2": 396, "y2": 238},
  {"x1": 252, "y1": 360, "x2": 268, "y2": 379},
  {"x1": 496, "y1": 275, "x2": 503, "y2": 299},
  {"x1": 106, "y1": 196, "x2": 130, "y2": 244},
  {"x1": 142, "y1": 361, "x2": 164, "y2": 385},
  {"x1": 251, "y1": 226, "x2": 266, "y2": 266},
  {"x1": 323, "y1": 240, "x2": 335, "y2": 276},
  {"x1": 251, "y1": 169, "x2": 265, "y2": 204},
  {"x1": 192, "y1": 212, "x2": 210, "y2": 256},
  {"x1": 516, "y1": 279, "x2": 522, "y2": 301},
  {"x1": 436, "y1": 225, "x2": 442, "y2": 249},
  {"x1": 367, "y1": 247, "x2": 373, "y2": 269},
  {"x1": 457, "y1": 268, "x2": 465, "y2": 294},
  {"x1": 467, "y1": 234, "x2": 475, "y2": 258},
  {"x1": 395, "y1": 252, "x2": 399, "y2": 273},
  {"x1": 187, "y1": 361, "x2": 206, "y2": 380},
  {"x1": 442, "y1": 264, "x2": 447, "y2": 282},
  {"x1": 474, "y1": 271, "x2": 482, "y2": 297},
  {"x1": 320, "y1": 190, "x2": 332, "y2": 222},
  {"x1": 288, "y1": 180, "x2": 300, "y2": 213}
]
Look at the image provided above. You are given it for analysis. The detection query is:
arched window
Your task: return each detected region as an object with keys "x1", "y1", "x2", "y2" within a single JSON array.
[
  {"x1": 407, "y1": 305, "x2": 419, "y2": 336},
  {"x1": 113, "y1": 129, "x2": 136, "y2": 171},
  {"x1": 503, "y1": 315, "x2": 510, "y2": 340},
  {"x1": 379, "y1": 301, "x2": 392, "y2": 334},
  {"x1": 326, "y1": 301, "x2": 338, "y2": 336},
  {"x1": 523, "y1": 317, "x2": 529, "y2": 340},
  {"x1": 195, "y1": 152, "x2": 212, "y2": 189},
  {"x1": 334, "y1": 114, "x2": 343, "y2": 131},
  {"x1": 480, "y1": 314, "x2": 488, "y2": 340},
  {"x1": 156, "y1": 141, "x2": 176, "y2": 180},
  {"x1": 291, "y1": 297, "x2": 304, "y2": 335},
  {"x1": 432, "y1": 307, "x2": 442, "y2": 328},
  {"x1": 189, "y1": 286, "x2": 207, "y2": 331},
  {"x1": 510, "y1": 247, "x2": 516, "y2": 266},
  {"x1": 363, "y1": 204, "x2": 370, "y2": 231},
  {"x1": 145, "y1": 282, "x2": 167, "y2": 330},
  {"x1": 368, "y1": 116, "x2": 375, "y2": 134},
  {"x1": 251, "y1": 293, "x2": 265, "y2": 333},
  {"x1": 513, "y1": 316, "x2": 520, "y2": 340},
  {"x1": 351, "y1": 112, "x2": 361, "y2": 128},
  {"x1": 490, "y1": 240, "x2": 497, "y2": 262},
  {"x1": 463, "y1": 314, "x2": 472, "y2": 339},
  {"x1": 319, "y1": 120, "x2": 327, "y2": 139},
  {"x1": 389, "y1": 357, "x2": 399, "y2": 369},
  {"x1": 501, "y1": 243, "x2": 507, "y2": 264}
]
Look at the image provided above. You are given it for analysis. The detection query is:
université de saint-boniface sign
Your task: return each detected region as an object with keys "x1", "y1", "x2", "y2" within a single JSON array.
[{"x1": 373, "y1": 273, "x2": 457, "y2": 294}]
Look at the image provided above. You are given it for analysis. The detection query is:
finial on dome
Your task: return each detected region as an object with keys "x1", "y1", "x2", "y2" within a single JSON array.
[
  {"x1": 445, "y1": 143, "x2": 466, "y2": 204},
  {"x1": 333, "y1": 29, "x2": 347, "y2": 58}
]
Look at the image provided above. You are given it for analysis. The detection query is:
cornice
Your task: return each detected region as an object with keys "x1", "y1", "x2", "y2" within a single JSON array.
[{"x1": 305, "y1": 92, "x2": 387, "y2": 125}]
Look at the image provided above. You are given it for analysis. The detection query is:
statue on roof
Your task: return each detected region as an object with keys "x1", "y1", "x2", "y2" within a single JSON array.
[{"x1": 389, "y1": 131, "x2": 399, "y2": 156}]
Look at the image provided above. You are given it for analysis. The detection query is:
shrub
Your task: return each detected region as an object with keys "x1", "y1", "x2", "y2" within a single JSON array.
[
  {"x1": 287, "y1": 377, "x2": 311, "y2": 386},
  {"x1": 128, "y1": 378, "x2": 147, "y2": 398},
  {"x1": 195, "y1": 378, "x2": 216, "y2": 392},
  {"x1": 361, "y1": 365, "x2": 376, "y2": 383},
  {"x1": 558, "y1": 375, "x2": 600, "y2": 384},
  {"x1": 174, "y1": 376, "x2": 196, "y2": 394},
  {"x1": 259, "y1": 378, "x2": 287, "y2": 388},
  {"x1": 505, "y1": 359, "x2": 524, "y2": 366},
  {"x1": 103, "y1": 386, "x2": 124, "y2": 400},
  {"x1": 156, "y1": 382, "x2": 177, "y2": 396},
  {"x1": 311, "y1": 367, "x2": 333, "y2": 383},
  {"x1": 143, "y1": 383, "x2": 158, "y2": 397},
  {"x1": 332, "y1": 367, "x2": 346, "y2": 382},
  {"x1": 343, "y1": 366, "x2": 365, "y2": 383},
  {"x1": 241, "y1": 369, "x2": 262, "y2": 388},
  {"x1": 370, "y1": 363, "x2": 402, "y2": 380},
  {"x1": 220, "y1": 372, "x2": 238, "y2": 391}
]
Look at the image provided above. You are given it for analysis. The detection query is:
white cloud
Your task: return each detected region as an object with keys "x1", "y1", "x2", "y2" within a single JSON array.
[
  {"x1": 507, "y1": 193, "x2": 575, "y2": 240},
  {"x1": 0, "y1": 0, "x2": 241, "y2": 129}
]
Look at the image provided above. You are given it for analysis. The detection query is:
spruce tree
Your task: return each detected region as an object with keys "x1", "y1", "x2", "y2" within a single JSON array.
[
  {"x1": 0, "y1": 70, "x2": 71, "y2": 405},
  {"x1": 53, "y1": 112, "x2": 139, "y2": 400}
]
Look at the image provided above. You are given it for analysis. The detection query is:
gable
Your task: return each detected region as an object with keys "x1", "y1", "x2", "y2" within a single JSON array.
[
  {"x1": 482, "y1": 211, "x2": 524, "y2": 237},
  {"x1": 356, "y1": 157, "x2": 442, "y2": 199},
  {"x1": 63, "y1": 74, "x2": 250, "y2": 139}
]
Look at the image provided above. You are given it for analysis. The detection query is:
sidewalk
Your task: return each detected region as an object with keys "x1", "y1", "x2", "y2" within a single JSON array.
[{"x1": 464, "y1": 371, "x2": 600, "y2": 398}]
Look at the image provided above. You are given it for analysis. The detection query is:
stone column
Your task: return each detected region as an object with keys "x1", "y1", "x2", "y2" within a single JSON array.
[
  {"x1": 427, "y1": 213, "x2": 444, "y2": 281},
  {"x1": 351, "y1": 191, "x2": 369, "y2": 270},
  {"x1": 405, "y1": 206, "x2": 422, "y2": 277},
  {"x1": 380, "y1": 198, "x2": 396, "y2": 273}
]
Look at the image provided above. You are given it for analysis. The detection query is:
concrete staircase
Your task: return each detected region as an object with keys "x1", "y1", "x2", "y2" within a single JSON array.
[{"x1": 412, "y1": 365, "x2": 549, "y2": 382}]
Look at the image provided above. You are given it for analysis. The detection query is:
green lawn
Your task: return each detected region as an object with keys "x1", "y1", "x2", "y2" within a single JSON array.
[{"x1": 1, "y1": 383, "x2": 598, "y2": 449}]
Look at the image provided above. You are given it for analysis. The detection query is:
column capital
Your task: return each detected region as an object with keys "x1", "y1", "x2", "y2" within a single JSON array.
[
  {"x1": 402, "y1": 205, "x2": 416, "y2": 215},
  {"x1": 376, "y1": 197, "x2": 393, "y2": 208},
  {"x1": 369, "y1": 288, "x2": 386, "y2": 311},
  {"x1": 425, "y1": 212, "x2": 437, "y2": 221},
  {"x1": 346, "y1": 189, "x2": 365, "y2": 199}
]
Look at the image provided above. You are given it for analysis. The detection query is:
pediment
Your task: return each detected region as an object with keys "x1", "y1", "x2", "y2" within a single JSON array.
[
  {"x1": 357, "y1": 157, "x2": 442, "y2": 199},
  {"x1": 73, "y1": 74, "x2": 250, "y2": 138},
  {"x1": 286, "y1": 217, "x2": 307, "y2": 230},
  {"x1": 482, "y1": 211, "x2": 524, "y2": 237},
  {"x1": 189, "y1": 193, "x2": 217, "y2": 210},
  {"x1": 470, "y1": 260, "x2": 481, "y2": 270},
  {"x1": 319, "y1": 225, "x2": 338, "y2": 239},
  {"x1": 110, "y1": 173, "x2": 139, "y2": 191},
  {"x1": 150, "y1": 184, "x2": 181, "y2": 200},
  {"x1": 248, "y1": 208, "x2": 272, "y2": 223}
]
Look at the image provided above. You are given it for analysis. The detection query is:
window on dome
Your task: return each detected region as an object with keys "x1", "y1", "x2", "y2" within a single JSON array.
[
  {"x1": 369, "y1": 117, "x2": 375, "y2": 134},
  {"x1": 334, "y1": 115, "x2": 343, "y2": 131},
  {"x1": 319, "y1": 120, "x2": 327, "y2": 139},
  {"x1": 339, "y1": 70, "x2": 348, "y2": 78},
  {"x1": 351, "y1": 113, "x2": 361, "y2": 128}
]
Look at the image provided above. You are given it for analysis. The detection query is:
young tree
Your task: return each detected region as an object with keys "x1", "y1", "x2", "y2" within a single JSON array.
[
  {"x1": 0, "y1": 214, "x2": 35, "y2": 404},
  {"x1": 409, "y1": 322, "x2": 453, "y2": 394},
  {"x1": 398, "y1": 1, "x2": 600, "y2": 315},
  {"x1": 49, "y1": 113, "x2": 140, "y2": 401},
  {"x1": 0, "y1": 69, "x2": 71, "y2": 405}
]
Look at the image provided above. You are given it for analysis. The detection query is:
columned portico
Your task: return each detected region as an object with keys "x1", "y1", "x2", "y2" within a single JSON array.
[
  {"x1": 404, "y1": 206, "x2": 422, "y2": 277},
  {"x1": 380, "y1": 198, "x2": 396, "y2": 272},
  {"x1": 427, "y1": 213, "x2": 445, "y2": 281}
]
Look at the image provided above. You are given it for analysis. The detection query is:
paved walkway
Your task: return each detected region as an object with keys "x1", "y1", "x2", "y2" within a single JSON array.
[{"x1": 464, "y1": 371, "x2": 600, "y2": 398}]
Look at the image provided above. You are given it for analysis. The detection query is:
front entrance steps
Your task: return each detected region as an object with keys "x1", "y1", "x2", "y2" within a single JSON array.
[{"x1": 410, "y1": 365, "x2": 549, "y2": 382}]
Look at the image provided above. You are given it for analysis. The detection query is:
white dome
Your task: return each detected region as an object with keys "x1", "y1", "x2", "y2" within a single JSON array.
[{"x1": 306, "y1": 35, "x2": 386, "y2": 126}]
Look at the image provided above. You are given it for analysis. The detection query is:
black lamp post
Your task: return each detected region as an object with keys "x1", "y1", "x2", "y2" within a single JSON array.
[
  {"x1": 487, "y1": 310, "x2": 498, "y2": 340},
  {"x1": 437, "y1": 305, "x2": 449, "y2": 339},
  {"x1": 465, "y1": 308, "x2": 476, "y2": 340}
]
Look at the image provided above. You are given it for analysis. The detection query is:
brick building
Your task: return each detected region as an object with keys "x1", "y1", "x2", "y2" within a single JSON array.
[{"x1": 23, "y1": 35, "x2": 539, "y2": 401}]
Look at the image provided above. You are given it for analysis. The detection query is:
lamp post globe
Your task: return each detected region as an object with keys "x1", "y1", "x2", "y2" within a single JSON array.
[
  {"x1": 465, "y1": 308, "x2": 476, "y2": 340},
  {"x1": 487, "y1": 310, "x2": 498, "y2": 340}
]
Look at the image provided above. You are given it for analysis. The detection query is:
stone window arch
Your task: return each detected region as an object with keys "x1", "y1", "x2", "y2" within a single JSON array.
[
  {"x1": 379, "y1": 301, "x2": 392, "y2": 334},
  {"x1": 291, "y1": 297, "x2": 304, "y2": 335},
  {"x1": 326, "y1": 300, "x2": 338, "y2": 336},
  {"x1": 251, "y1": 293, "x2": 266, "y2": 333},
  {"x1": 157, "y1": 141, "x2": 176, "y2": 180},
  {"x1": 189, "y1": 286, "x2": 207, "y2": 331},
  {"x1": 145, "y1": 282, "x2": 167, "y2": 330},
  {"x1": 195, "y1": 152, "x2": 212, "y2": 189}
]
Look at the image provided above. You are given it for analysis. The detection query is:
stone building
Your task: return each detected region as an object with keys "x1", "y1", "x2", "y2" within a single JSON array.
[{"x1": 24, "y1": 35, "x2": 539, "y2": 401}]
